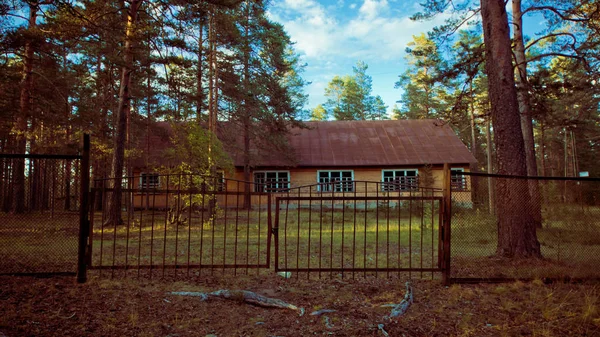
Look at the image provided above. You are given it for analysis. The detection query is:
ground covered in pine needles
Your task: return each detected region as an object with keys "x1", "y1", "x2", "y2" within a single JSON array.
[{"x1": 1, "y1": 274, "x2": 599, "y2": 336}]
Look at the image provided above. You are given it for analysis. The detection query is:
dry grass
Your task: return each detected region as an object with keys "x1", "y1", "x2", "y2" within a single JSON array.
[{"x1": 1, "y1": 275, "x2": 599, "y2": 336}]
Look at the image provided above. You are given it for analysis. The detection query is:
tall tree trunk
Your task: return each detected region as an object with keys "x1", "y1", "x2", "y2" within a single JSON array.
[
  {"x1": 242, "y1": 0, "x2": 252, "y2": 209},
  {"x1": 468, "y1": 81, "x2": 479, "y2": 205},
  {"x1": 104, "y1": 0, "x2": 143, "y2": 226},
  {"x1": 513, "y1": 0, "x2": 542, "y2": 227},
  {"x1": 197, "y1": 22, "x2": 203, "y2": 122},
  {"x1": 12, "y1": 2, "x2": 38, "y2": 214},
  {"x1": 480, "y1": 0, "x2": 541, "y2": 258},
  {"x1": 486, "y1": 117, "x2": 495, "y2": 215}
]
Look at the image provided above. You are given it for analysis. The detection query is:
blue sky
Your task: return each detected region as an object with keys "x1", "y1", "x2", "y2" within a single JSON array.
[
  {"x1": 267, "y1": 0, "x2": 456, "y2": 117},
  {"x1": 267, "y1": 0, "x2": 545, "y2": 117}
]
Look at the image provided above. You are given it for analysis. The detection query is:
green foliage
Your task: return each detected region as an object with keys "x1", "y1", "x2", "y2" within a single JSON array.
[
  {"x1": 322, "y1": 61, "x2": 388, "y2": 120},
  {"x1": 163, "y1": 123, "x2": 233, "y2": 176}
]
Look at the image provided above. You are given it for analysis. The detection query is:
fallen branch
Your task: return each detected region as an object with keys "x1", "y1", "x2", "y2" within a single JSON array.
[
  {"x1": 310, "y1": 309, "x2": 336, "y2": 316},
  {"x1": 170, "y1": 290, "x2": 304, "y2": 316},
  {"x1": 388, "y1": 282, "x2": 413, "y2": 318}
]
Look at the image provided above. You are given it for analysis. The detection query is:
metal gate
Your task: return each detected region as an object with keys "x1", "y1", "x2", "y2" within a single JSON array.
[
  {"x1": 0, "y1": 135, "x2": 90, "y2": 282},
  {"x1": 87, "y1": 176, "x2": 274, "y2": 278},
  {"x1": 273, "y1": 181, "x2": 451, "y2": 281}
]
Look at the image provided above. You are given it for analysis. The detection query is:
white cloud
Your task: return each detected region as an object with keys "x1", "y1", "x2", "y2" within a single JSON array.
[
  {"x1": 270, "y1": 0, "x2": 452, "y2": 61},
  {"x1": 358, "y1": 0, "x2": 388, "y2": 20}
]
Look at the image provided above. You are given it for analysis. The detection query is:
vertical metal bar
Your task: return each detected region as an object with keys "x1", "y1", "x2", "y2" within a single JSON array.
[
  {"x1": 257, "y1": 193, "x2": 261, "y2": 274},
  {"x1": 150, "y1": 189, "x2": 156, "y2": 279},
  {"x1": 163, "y1": 175, "x2": 170, "y2": 278},
  {"x1": 307, "y1": 187, "x2": 312, "y2": 280},
  {"x1": 296, "y1": 188, "x2": 300, "y2": 278},
  {"x1": 211, "y1": 181, "x2": 216, "y2": 275},
  {"x1": 319, "y1": 189, "x2": 323, "y2": 279},
  {"x1": 77, "y1": 134, "x2": 90, "y2": 283},
  {"x1": 330, "y1": 188, "x2": 334, "y2": 279},
  {"x1": 112, "y1": 186, "x2": 118, "y2": 279},
  {"x1": 234, "y1": 181, "x2": 240, "y2": 275},
  {"x1": 442, "y1": 163, "x2": 452, "y2": 285},
  {"x1": 187, "y1": 190, "x2": 192, "y2": 276},
  {"x1": 363, "y1": 181, "x2": 367, "y2": 278},
  {"x1": 222, "y1": 182, "x2": 230, "y2": 275},
  {"x1": 341, "y1": 186, "x2": 345, "y2": 279},
  {"x1": 431, "y1": 197, "x2": 435, "y2": 279},
  {"x1": 88, "y1": 191, "x2": 95, "y2": 267},
  {"x1": 420, "y1": 194, "x2": 424, "y2": 279},
  {"x1": 137, "y1": 193, "x2": 143, "y2": 279},
  {"x1": 386, "y1": 193, "x2": 390, "y2": 278},
  {"x1": 125, "y1": 186, "x2": 132, "y2": 275},
  {"x1": 352, "y1": 183, "x2": 356, "y2": 279},
  {"x1": 200, "y1": 186, "x2": 206, "y2": 273},
  {"x1": 397, "y1": 191, "x2": 402, "y2": 277},
  {"x1": 267, "y1": 192, "x2": 272, "y2": 269},
  {"x1": 174, "y1": 174, "x2": 182, "y2": 278},
  {"x1": 375, "y1": 182, "x2": 379, "y2": 278},
  {"x1": 274, "y1": 197, "x2": 279, "y2": 272},
  {"x1": 408, "y1": 189, "x2": 412, "y2": 279},
  {"x1": 99, "y1": 182, "x2": 106, "y2": 276},
  {"x1": 284, "y1": 196, "x2": 289, "y2": 274},
  {"x1": 437, "y1": 199, "x2": 443, "y2": 269},
  {"x1": 246, "y1": 184, "x2": 251, "y2": 275}
]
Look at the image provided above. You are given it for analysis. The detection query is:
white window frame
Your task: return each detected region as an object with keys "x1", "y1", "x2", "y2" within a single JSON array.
[
  {"x1": 381, "y1": 169, "x2": 419, "y2": 192},
  {"x1": 450, "y1": 168, "x2": 466, "y2": 191},
  {"x1": 253, "y1": 170, "x2": 290, "y2": 193},
  {"x1": 140, "y1": 172, "x2": 160, "y2": 189},
  {"x1": 317, "y1": 170, "x2": 354, "y2": 192}
]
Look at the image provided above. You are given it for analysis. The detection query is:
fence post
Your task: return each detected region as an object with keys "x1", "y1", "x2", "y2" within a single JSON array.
[
  {"x1": 442, "y1": 163, "x2": 452, "y2": 285},
  {"x1": 77, "y1": 134, "x2": 91, "y2": 283}
]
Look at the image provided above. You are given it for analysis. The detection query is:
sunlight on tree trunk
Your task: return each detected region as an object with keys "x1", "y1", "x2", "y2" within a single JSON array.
[{"x1": 481, "y1": 0, "x2": 541, "y2": 258}]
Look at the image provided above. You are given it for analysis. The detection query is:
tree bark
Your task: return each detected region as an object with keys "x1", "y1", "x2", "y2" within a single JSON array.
[
  {"x1": 104, "y1": 0, "x2": 143, "y2": 226},
  {"x1": 468, "y1": 81, "x2": 479, "y2": 206},
  {"x1": 480, "y1": 0, "x2": 541, "y2": 258},
  {"x1": 486, "y1": 117, "x2": 495, "y2": 215},
  {"x1": 513, "y1": 0, "x2": 542, "y2": 227},
  {"x1": 12, "y1": 2, "x2": 38, "y2": 214},
  {"x1": 242, "y1": 0, "x2": 252, "y2": 209}
]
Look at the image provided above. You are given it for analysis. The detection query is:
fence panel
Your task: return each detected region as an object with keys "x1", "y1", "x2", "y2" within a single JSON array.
[
  {"x1": 0, "y1": 154, "x2": 82, "y2": 275},
  {"x1": 274, "y1": 182, "x2": 444, "y2": 279},
  {"x1": 451, "y1": 172, "x2": 600, "y2": 281},
  {"x1": 90, "y1": 175, "x2": 272, "y2": 278}
]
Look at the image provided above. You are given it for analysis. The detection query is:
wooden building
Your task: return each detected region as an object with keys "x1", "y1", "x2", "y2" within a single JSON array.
[{"x1": 131, "y1": 119, "x2": 476, "y2": 208}]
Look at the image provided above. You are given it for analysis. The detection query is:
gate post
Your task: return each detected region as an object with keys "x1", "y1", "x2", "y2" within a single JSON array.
[
  {"x1": 442, "y1": 163, "x2": 452, "y2": 285},
  {"x1": 77, "y1": 134, "x2": 91, "y2": 283}
]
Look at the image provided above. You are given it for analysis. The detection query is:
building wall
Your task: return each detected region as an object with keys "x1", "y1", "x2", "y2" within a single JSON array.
[{"x1": 130, "y1": 165, "x2": 471, "y2": 209}]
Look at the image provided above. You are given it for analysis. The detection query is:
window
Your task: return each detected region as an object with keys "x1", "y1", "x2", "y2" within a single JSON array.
[
  {"x1": 381, "y1": 169, "x2": 418, "y2": 191},
  {"x1": 318, "y1": 171, "x2": 354, "y2": 192},
  {"x1": 254, "y1": 171, "x2": 290, "y2": 192},
  {"x1": 140, "y1": 172, "x2": 160, "y2": 189},
  {"x1": 202, "y1": 172, "x2": 225, "y2": 192},
  {"x1": 451, "y1": 168, "x2": 466, "y2": 191}
]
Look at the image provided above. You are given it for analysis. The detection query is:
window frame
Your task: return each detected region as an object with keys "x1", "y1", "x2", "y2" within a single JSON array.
[
  {"x1": 253, "y1": 170, "x2": 291, "y2": 193},
  {"x1": 140, "y1": 172, "x2": 160, "y2": 190},
  {"x1": 450, "y1": 168, "x2": 467, "y2": 191},
  {"x1": 317, "y1": 170, "x2": 355, "y2": 192},
  {"x1": 381, "y1": 169, "x2": 419, "y2": 192}
]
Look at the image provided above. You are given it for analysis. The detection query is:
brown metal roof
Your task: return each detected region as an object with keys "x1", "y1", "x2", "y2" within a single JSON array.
[
  {"x1": 134, "y1": 119, "x2": 476, "y2": 169},
  {"x1": 280, "y1": 119, "x2": 476, "y2": 167}
]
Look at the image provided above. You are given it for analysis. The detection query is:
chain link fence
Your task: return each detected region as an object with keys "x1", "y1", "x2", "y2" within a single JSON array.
[
  {"x1": 0, "y1": 155, "x2": 83, "y2": 275},
  {"x1": 451, "y1": 172, "x2": 600, "y2": 281}
]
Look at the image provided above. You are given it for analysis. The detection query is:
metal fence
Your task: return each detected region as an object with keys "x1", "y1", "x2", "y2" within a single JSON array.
[
  {"x1": 274, "y1": 182, "x2": 445, "y2": 280},
  {"x1": 89, "y1": 175, "x2": 273, "y2": 279},
  {"x1": 451, "y1": 172, "x2": 600, "y2": 282},
  {"x1": 89, "y1": 175, "x2": 449, "y2": 280},
  {"x1": 0, "y1": 138, "x2": 89, "y2": 277}
]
